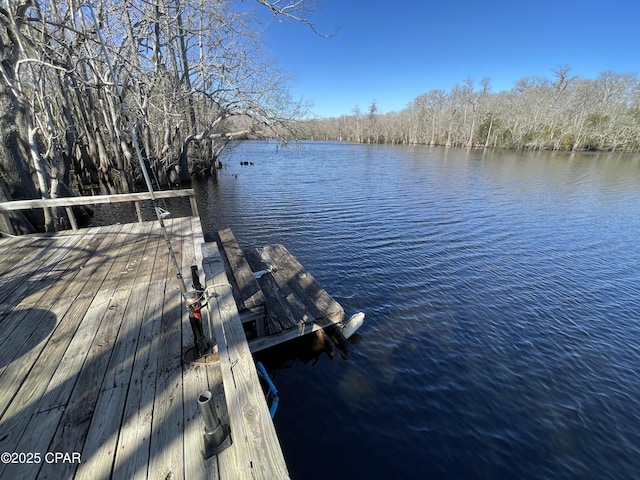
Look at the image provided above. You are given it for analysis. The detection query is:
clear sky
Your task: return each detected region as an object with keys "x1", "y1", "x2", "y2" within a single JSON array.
[{"x1": 254, "y1": 0, "x2": 640, "y2": 118}]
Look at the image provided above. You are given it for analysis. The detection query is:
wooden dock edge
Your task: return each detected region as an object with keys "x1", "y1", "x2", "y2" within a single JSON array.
[
  {"x1": 201, "y1": 242, "x2": 290, "y2": 480},
  {"x1": 248, "y1": 317, "x2": 336, "y2": 353},
  {"x1": 216, "y1": 228, "x2": 266, "y2": 338}
]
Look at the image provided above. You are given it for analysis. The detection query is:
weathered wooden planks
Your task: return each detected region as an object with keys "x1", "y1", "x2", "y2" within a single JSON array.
[
  {"x1": 259, "y1": 244, "x2": 344, "y2": 324},
  {"x1": 181, "y1": 216, "x2": 221, "y2": 480},
  {"x1": 202, "y1": 242, "x2": 290, "y2": 480},
  {"x1": 0, "y1": 224, "x2": 128, "y2": 476},
  {"x1": 217, "y1": 228, "x2": 266, "y2": 338},
  {"x1": 0, "y1": 295, "x2": 95, "y2": 480},
  {"x1": 36, "y1": 223, "x2": 154, "y2": 480},
  {"x1": 0, "y1": 225, "x2": 125, "y2": 425},
  {"x1": 248, "y1": 317, "x2": 338, "y2": 353},
  {"x1": 147, "y1": 218, "x2": 187, "y2": 480},
  {"x1": 74, "y1": 223, "x2": 155, "y2": 480},
  {"x1": 241, "y1": 240, "x2": 345, "y2": 353},
  {"x1": 0, "y1": 229, "x2": 89, "y2": 308},
  {"x1": 218, "y1": 228, "x2": 346, "y2": 354},
  {"x1": 0, "y1": 219, "x2": 293, "y2": 480},
  {"x1": 217, "y1": 228, "x2": 265, "y2": 311}
]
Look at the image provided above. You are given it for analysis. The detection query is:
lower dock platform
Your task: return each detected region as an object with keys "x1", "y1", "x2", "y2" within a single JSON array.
[{"x1": 216, "y1": 228, "x2": 346, "y2": 353}]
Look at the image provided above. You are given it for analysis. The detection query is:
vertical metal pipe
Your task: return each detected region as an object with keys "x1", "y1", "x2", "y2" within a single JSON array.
[{"x1": 198, "y1": 390, "x2": 227, "y2": 448}]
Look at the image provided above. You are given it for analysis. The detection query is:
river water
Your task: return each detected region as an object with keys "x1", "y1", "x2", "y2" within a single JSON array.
[{"x1": 193, "y1": 141, "x2": 640, "y2": 479}]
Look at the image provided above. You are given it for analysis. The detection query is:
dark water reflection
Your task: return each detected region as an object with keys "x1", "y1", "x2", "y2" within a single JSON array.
[{"x1": 194, "y1": 142, "x2": 640, "y2": 479}]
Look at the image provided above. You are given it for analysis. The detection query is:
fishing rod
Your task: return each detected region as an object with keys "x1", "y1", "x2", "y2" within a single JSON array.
[{"x1": 82, "y1": 2, "x2": 188, "y2": 296}]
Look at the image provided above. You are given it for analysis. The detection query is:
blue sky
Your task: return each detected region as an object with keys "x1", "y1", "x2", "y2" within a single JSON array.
[{"x1": 254, "y1": 0, "x2": 640, "y2": 118}]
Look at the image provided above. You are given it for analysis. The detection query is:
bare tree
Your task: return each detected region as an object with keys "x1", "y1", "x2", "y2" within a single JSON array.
[
  {"x1": 367, "y1": 100, "x2": 378, "y2": 143},
  {"x1": 304, "y1": 68, "x2": 640, "y2": 152},
  {"x1": 0, "y1": 0, "x2": 314, "y2": 215}
]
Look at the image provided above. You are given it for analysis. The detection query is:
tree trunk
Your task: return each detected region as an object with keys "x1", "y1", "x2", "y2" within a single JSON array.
[
  {"x1": 484, "y1": 116, "x2": 494, "y2": 148},
  {"x1": 0, "y1": 72, "x2": 39, "y2": 201},
  {"x1": 0, "y1": 176, "x2": 35, "y2": 234}
]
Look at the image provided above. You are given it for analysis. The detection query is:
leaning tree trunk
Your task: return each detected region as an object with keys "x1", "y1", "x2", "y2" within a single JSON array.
[
  {"x1": 0, "y1": 76, "x2": 40, "y2": 202},
  {"x1": 0, "y1": 83, "x2": 36, "y2": 233}
]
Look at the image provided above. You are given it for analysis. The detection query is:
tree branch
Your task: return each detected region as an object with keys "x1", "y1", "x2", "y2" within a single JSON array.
[{"x1": 255, "y1": 0, "x2": 335, "y2": 37}]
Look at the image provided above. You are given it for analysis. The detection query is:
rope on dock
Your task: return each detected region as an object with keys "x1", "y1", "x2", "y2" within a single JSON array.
[{"x1": 204, "y1": 284, "x2": 234, "y2": 298}]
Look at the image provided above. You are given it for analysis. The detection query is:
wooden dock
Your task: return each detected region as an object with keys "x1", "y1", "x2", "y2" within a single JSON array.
[
  {"x1": 0, "y1": 192, "x2": 289, "y2": 479},
  {"x1": 216, "y1": 228, "x2": 345, "y2": 353}
]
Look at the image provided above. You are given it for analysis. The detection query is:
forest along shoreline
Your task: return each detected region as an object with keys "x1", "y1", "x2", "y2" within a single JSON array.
[
  {"x1": 301, "y1": 70, "x2": 640, "y2": 152},
  {"x1": 1, "y1": 3, "x2": 638, "y2": 235}
]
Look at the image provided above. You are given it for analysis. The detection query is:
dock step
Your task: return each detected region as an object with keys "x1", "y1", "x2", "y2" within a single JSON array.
[
  {"x1": 216, "y1": 228, "x2": 266, "y2": 338},
  {"x1": 217, "y1": 230, "x2": 345, "y2": 353}
]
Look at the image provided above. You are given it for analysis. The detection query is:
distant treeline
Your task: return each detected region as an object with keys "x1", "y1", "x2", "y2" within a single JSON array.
[{"x1": 301, "y1": 69, "x2": 640, "y2": 152}]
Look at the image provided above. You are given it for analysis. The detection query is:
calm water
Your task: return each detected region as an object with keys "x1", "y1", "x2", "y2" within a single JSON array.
[{"x1": 194, "y1": 141, "x2": 640, "y2": 480}]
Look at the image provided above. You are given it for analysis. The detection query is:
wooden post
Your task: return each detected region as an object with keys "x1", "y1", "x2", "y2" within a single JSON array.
[
  {"x1": 65, "y1": 207, "x2": 78, "y2": 230},
  {"x1": 189, "y1": 195, "x2": 199, "y2": 217},
  {"x1": 134, "y1": 201, "x2": 143, "y2": 223}
]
